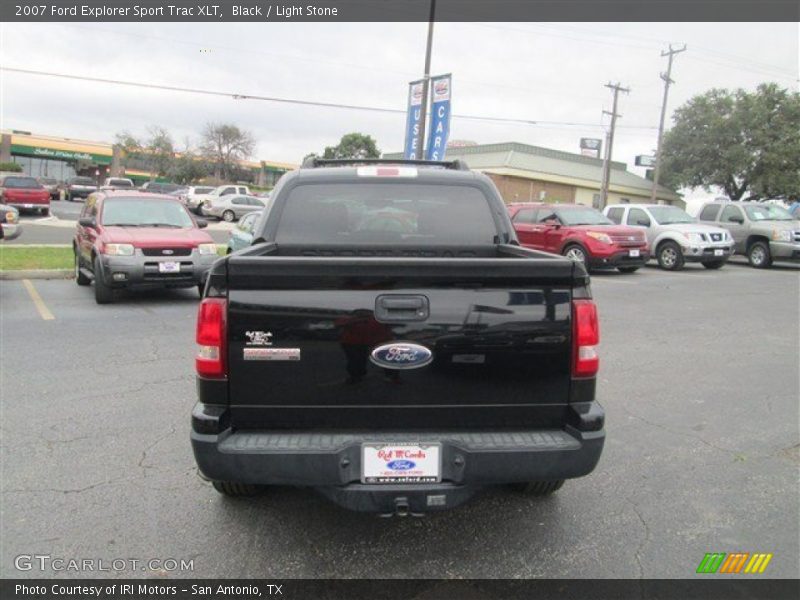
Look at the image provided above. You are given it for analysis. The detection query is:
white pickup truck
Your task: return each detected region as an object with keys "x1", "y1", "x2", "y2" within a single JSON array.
[{"x1": 187, "y1": 184, "x2": 251, "y2": 215}]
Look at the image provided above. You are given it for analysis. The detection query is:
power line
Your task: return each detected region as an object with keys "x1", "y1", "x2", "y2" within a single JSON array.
[{"x1": 0, "y1": 66, "x2": 659, "y2": 131}]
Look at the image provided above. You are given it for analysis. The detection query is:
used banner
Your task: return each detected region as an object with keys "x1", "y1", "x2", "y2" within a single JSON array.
[{"x1": 403, "y1": 80, "x2": 425, "y2": 159}]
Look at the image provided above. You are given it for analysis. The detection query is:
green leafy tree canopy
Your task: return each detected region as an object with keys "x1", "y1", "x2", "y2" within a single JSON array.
[
  {"x1": 661, "y1": 83, "x2": 800, "y2": 201},
  {"x1": 322, "y1": 133, "x2": 380, "y2": 160}
]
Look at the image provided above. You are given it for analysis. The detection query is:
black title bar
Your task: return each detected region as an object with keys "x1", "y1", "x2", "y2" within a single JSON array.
[{"x1": 4, "y1": 0, "x2": 800, "y2": 22}]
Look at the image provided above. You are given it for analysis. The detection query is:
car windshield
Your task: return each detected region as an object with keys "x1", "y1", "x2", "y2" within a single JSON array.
[
  {"x1": 2, "y1": 176, "x2": 43, "y2": 189},
  {"x1": 744, "y1": 204, "x2": 794, "y2": 221},
  {"x1": 557, "y1": 207, "x2": 612, "y2": 226},
  {"x1": 102, "y1": 198, "x2": 195, "y2": 228},
  {"x1": 108, "y1": 179, "x2": 133, "y2": 187},
  {"x1": 648, "y1": 206, "x2": 695, "y2": 225},
  {"x1": 71, "y1": 177, "x2": 95, "y2": 185}
]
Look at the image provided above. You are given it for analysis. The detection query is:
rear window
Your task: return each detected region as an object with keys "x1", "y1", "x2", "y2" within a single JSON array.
[
  {"x1": 698, "y1": 204, "x2": 721, "y2": 221},
  {"x1": 3, "y1": 176, "x2": 42, "y2": 189},
  {"x1": 108, "y1": 179, "x2": 133, "y2": 187},
  {"x1": 275, "y1": 183, "x2": 498, "y2": 245}
]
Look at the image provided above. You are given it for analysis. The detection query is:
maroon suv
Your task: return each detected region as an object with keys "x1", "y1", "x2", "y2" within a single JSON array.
[{"x1": 508, "y1": 203, "x2": 649, "y2": 273}]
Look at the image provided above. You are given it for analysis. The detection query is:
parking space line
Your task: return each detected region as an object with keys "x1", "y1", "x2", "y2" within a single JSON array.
[{"x1": 22, "y1": 279, "x2": 55, "y2": 321}]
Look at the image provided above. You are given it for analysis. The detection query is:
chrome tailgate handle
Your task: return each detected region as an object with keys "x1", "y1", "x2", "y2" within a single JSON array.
[{"x1": 375, "y1": 294, "x2": 429, "y2": 322}]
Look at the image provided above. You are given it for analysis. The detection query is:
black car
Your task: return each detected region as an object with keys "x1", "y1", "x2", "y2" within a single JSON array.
[{"x1": 191, "y1": 158, "x2": 605, "y2": 514}]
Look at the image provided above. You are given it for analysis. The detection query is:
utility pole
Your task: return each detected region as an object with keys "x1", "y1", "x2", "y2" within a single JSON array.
[
  {"x1": 417, "y1": 0, "x2": 437, "y2": 157},
  {"x1": 599, "y1": 82, "x2": 630, "y2": 209},
  {"x1": 650, "y1": 44, "x2": 686, "y2": 202}
]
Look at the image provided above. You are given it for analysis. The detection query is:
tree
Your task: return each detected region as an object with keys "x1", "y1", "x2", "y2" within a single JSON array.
[
  {"x1": 660, "y1": 83, "x2": 800, "y2": 201},
  {"x1": 199, "y1": 123, "x2": 255, "y2": 181},
  {"x1": 114, "y1": 126, "x2": 175, "y2": 179},
  {"x1": 322, "y1": 133, "x2": 380, "y2": 160}
]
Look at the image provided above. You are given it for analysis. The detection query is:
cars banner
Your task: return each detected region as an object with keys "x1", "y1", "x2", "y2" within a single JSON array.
[{"x1": 425, "y1": 74, "x2": 452, "y2": 161}]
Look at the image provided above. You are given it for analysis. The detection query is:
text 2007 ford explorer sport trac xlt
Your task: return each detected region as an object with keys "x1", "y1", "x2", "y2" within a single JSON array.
[{"x1": 191, "y1": 159, "x2": 605, "y2": 514}]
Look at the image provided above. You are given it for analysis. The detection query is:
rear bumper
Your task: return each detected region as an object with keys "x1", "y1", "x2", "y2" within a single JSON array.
[
  {"x1": 191, "y1": 403, "x2": 605, "y2": 513},
  {"x1": 588, "y1": 249, "x2": 649, "y2": 269}
]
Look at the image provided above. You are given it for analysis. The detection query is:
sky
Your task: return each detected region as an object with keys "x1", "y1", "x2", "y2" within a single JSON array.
[{"x1": 1, "y1": 21, "x2": 797, "y2": 205}]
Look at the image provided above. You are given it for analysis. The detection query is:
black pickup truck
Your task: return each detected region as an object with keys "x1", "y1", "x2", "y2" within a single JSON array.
[{"x1": 191, "y1": 159, "x2": 605, "y2": 515}]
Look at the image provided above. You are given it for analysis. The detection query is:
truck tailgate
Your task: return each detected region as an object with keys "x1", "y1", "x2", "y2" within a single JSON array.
[{"x1": 225, "y1": 253, "x2": 577, "y2": 430}]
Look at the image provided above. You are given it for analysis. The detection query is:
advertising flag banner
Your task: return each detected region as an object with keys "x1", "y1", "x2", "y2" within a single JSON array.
[
  {"x1": 425, "y1": 74, "x2": 452, "y2": 161},
  {"x1": 403, "y1": 80, "x2": 425, "y2": 159}
]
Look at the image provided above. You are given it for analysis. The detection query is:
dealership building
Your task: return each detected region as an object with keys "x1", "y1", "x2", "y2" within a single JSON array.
[
  {"x1": 0, "y1": 130, "x2": 296, "y2": 187},
  {"x1": 387, "y1": 141, "x2": 683, "y2": 208}
]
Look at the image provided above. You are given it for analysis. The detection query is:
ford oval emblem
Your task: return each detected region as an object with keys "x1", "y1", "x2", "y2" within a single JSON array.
[
  {"x1": 370, "y1": 342, "x2": 433, "y2": 370},
  {"x1": 387, "y1": 460, "x2": 416, "y2": 471}
]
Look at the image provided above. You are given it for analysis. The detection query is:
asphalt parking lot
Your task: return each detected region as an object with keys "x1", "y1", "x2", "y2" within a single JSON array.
[{"x1": 0, "y1": 263, "x2": 798, "y2": 579}]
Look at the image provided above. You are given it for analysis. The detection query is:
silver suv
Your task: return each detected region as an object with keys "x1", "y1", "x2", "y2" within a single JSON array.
[
  {"x1": 605, "y1": 204, "x2": 734, "y2": 270},
  {"x1": 697, "y1": 201, "x2": 800, "y2": 268}
]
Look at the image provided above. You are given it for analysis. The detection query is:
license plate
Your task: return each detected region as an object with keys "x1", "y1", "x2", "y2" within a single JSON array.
[
  {"x1": 24, "y1": 204, "x2": 33, "y2": 208},
  {"x1": 158, "y1": 261, "x2": 180, "y2": 273},
  {"x1": 714, "y1": 249, "x2": 724, "y2": 256},
  {"x1": 629, "y1": 249, "x2": 640, "y2": 257},
  {"x1": 362, "y1": 443, "x2": 441, "y2": 484}
]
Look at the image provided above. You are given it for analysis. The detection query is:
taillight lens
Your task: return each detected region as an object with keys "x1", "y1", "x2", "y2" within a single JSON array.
[
  {"x1": 573, "y1": 299, "x2": 599, "y2": 378},
  {"x1": 196, "y1": 298, "x2": 227, "y2": 378}
]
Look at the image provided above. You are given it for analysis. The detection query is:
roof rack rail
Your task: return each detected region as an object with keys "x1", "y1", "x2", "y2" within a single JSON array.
[{"x1": 301, "y1": 157, "x2": 470, "y2": 171}]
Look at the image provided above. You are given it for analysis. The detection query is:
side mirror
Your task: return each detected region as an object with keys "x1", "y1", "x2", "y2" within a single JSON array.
[
  {"x1": 78, "y1": 217, "x2": 96, "y2": 228},
  {"x1": 195, "y1": 218, "x2": 208, "y2": 228}
]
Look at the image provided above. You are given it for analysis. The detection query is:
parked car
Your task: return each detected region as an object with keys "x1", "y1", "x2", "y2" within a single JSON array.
[
  {"x1": 226, "y1": 210, "x2": 263, "y2": 253},
  {"x1": 181, "y1": 186, "x2": 217, "y2": 214},
  {"x1": 73, "y1": 191, "x2": 219, "y2": 304},
  {"x1": 0, "y1": 203, "x2": 22, "y2": 241},
  {"x1": 139, "y1": 181, "x2": 183, "y2": 194},
  {"x1": 101, "y1": 177, "x2": 135, "y2": 190},
  {"x1": 604, "y1": 204, "x2": 734, "y2": 270},
  {"x1": 0, "y1": 175, "x2": 51, "y2": 215},
  {"x1": 37, "y1": 177, "x2": 61, "y2": 200},
  {"x1": 191, "y1": 184, "x2": 252, "y2": 214},
  {"x1": 202, "y1": 194, "x2": 265, "y2": 222},
  {"x1": 508, "y1": 202, "x2": 649, "y2": 273},
  {"x1": 697, "y1": 201, "x2": 800, "y2": 268},
  {"x1": 66, "y1": 176, "x2": 98, "y2": 202},
  {"x1": 191, "y1": 158, "x2": 605, "y2": 513}
]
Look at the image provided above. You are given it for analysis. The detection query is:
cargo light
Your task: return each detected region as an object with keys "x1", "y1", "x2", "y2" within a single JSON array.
[
  {"x1": 572, "y1": 299, "x2": 599, "y2": 378},
  {"x1": 196, "y1": 297, "x2": 227, "y2": 378}
]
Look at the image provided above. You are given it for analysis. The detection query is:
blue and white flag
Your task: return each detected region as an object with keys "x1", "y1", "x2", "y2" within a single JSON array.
[
  {"x1": 403, "y1": 80, "x2": 425, "y2": 159},
  {"x1": 425, "y1": 74, "x2": 452, "y2": 161}
]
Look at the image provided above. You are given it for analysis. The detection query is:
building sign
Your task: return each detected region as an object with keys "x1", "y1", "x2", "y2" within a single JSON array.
[
  {"x1": 580, "y1": 138, "x2": 602, "y2": 158},
  {"x1": 11, "y1": 144, "x2": 112, "y2": 164},
  {"x1": 425, "y1": 74, "x2": 452, "y2": 161},
  {"x1": 635, "y1": 155, "x2": 656, "y2": 167},
  {"x1": 403, "y1": 80, "x2": 425, "y2": 159}
]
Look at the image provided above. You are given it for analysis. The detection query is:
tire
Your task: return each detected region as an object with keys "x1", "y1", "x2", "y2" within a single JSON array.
[
  {"x1": 93, "y1": 256, "x2": 114, "y2": 304},
  {"x1": 509, "y1": 480, "x2": 565, "y2": 496},
  {"x1": 562, "y1": 244, "x2": 588, "y2": 266},
  {"x1": 702, "y1": 261, "x2": 725, "y2": 270},
  {"x1": 657, "y1": 241, "x2": 685, "y2": 271},
  {"x1": 40, "y1": 207, "x2": 49, "y2": 216},
  {"x1": 198, "y1": 283, "x2": 205, "y2": 298},
  {"x1": 212, "y1": 481, "x2": 261, "y2": 497},
  {"x1": 618, "y1": 266, "x2": 640, "y2": 273},
  {"x1": 222, "y1": 210, "x2": 236, "y2": 223},
  {"x1": 747, "y1": 241, "x2": 772, "y2": 269},
  {"x1": 74, "y1": 251, "x2": 90, "y2": 286}
]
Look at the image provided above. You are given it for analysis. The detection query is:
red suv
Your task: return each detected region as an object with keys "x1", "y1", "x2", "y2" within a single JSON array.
[
  {"x1": 508, "y1": 203, "x2": 649, "y2": 273},
  {"x1": 0, "y1": 175, "x2": 51, "y2": 215},
  {"x1": 74, "y1": 191, "x2": 219, "y2": 304}
]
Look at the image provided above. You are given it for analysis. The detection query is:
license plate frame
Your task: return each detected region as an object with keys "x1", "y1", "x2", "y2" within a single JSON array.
[
  {"x1": 361, "y1": 443, "x2": 442, "y2": 484},
  {"x1": 714, "y1": 249, "x2": 724, "y2": 256},
  {"x1": 629, "y1": 249, "x2": 640, "y2": 257},
  {"x1": 158, "y1": 261, "x2": 180, "y2": 273}
]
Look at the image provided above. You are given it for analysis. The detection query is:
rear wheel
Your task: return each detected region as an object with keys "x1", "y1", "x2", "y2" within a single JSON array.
[
  {"x1": 618, "y1": 266, "x2": 639, "y2": 273},
  {"x1": 93, "y1": 257, "x2": 114, "y2": 304},
  {"x1": 702, "y1": 261, "x2": 725, "y2": 270},
  {"x1": 74, "y1": 252, "x2": 90, "y2": 286},
  {"x1": 212, "y1": 481, "x2": 261, "y2": 497},
  {"x1": 657, "y1": 241, "x2": 684, "y2": 271},
  {"x1": 222, "y1": 210, "x2": 236, "y2": 223},
  {"x1": 509, "y1": 480, "x2": 565, "y2": 496},
  {"x1": 563, "y1": 244, "x2": 587, "y2": 266},
  {"x1": 747, "y1": 241, "x2": 772, "y2": 269},
  {"x1": 41, "y1": 207, "x2": 49, "y2": 216}
]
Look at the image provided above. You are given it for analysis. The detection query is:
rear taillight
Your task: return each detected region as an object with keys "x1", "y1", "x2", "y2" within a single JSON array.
[
  {"x1": 196, "y1": 298, "x2": 227, "y2": 378},
  {"x1": 572, "y1": 299, "x2": 599, "y2": 378}
]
